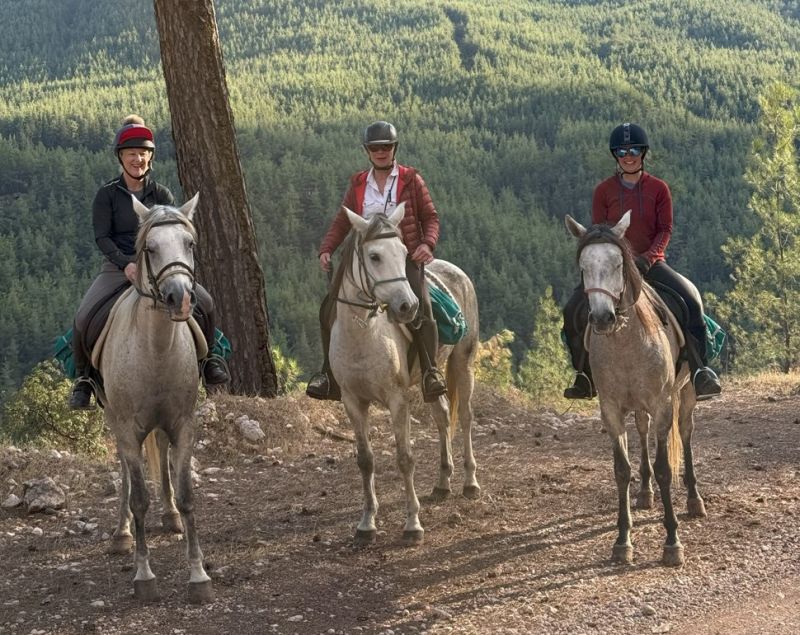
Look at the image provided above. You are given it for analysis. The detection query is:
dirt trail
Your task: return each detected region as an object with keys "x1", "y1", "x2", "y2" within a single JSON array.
[{"x1": 1, "y1": 378, "x2": 799, "y2": 634}]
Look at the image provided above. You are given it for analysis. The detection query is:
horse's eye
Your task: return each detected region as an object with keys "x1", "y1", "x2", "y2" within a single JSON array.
[{"x1": 369, "y1": 253, "x2": 380, "y2": 263}]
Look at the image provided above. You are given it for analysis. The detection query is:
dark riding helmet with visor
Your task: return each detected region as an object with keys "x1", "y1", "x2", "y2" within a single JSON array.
[
  {"x1": 363, "y1": 120, "x2": 398, "y2": 148},
  {"x1": 609, "y1": 123, "x2": 648, "y2": 160}
]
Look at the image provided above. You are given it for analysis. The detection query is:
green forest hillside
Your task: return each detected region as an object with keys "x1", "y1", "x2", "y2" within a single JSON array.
[{"x1": 1, "y1": 0, "x2": 799, "y2": 397}]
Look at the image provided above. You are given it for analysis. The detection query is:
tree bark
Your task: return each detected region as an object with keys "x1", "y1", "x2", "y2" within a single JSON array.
[{"x1": 153, "y1": 0, "x2": 277, "y2": 396}]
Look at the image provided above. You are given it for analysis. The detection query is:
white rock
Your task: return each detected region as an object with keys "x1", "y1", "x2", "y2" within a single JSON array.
[
  {"x1": 287, "y1": 615, "x2": 303, "y2": 622},
  {"x1": 90, "y1": 600, "x2": 105, "y2": 608},
  {"x1": 2, "y1": 494, "x2": 21, "y2": 508},
  {"x1": 31, "y1": 527, "x2": 43, "y2": 537},
  {"x1": 49, "y1": 449, "x2": 63, "y2": 460}
]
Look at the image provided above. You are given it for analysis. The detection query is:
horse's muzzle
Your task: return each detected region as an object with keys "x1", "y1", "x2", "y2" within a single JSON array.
[
  {"x1": 162, "y1": 280, "x2": 197, "y2": 322},
  {"x1": 388, "y1": 296, "x2": 419, "y2": 324},
  {"x1": 589, "y1": 308, "x2": 616, "y2": 333}
]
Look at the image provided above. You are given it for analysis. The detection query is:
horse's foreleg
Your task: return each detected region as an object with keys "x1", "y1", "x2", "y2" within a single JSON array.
[
  {"x1": 390, "y1": 395, "x2": 423, "y2": 546},
  {"x1": 679, "y1": 389, "x2": 706, "y2": 518},
  {"x1": 108, "y1": 447, "x2": 133, "y2": 554},
  {"x1": 634, "y1": 410, "x2": 654, "y2": 509},
  {"x1": 170, "y1": 422, "x2": 212, "y2": 604},
  {"x1": 156, "y1": 429, "x2": 183, "y2": 534},
  {"x1": 119, "y1": 440, "x2": 158, "y2": 601},
  {"x1": 457, "y1": 369, "x2": 480, "y2": 499},
  {"x1": 429, "y1": 400, "x2": 453, "y2": 500},
  {"x1": 345, "y1": 395, "x2": 378, "y2": 546},
  {"x1": 609, "y1": 424, "x2": 633, "y2": 564},
  {"x1": 653, "y1": 404, "x2": 684, "y2": 567}
]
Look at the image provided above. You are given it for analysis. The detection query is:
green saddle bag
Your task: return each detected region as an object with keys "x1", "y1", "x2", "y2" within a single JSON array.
[
  {"x1": 704, "y1": 314, "x2": 726, "y2": 363},
  {"x1": 428, "y1": 283, "x2": 468, "y2": 346}
]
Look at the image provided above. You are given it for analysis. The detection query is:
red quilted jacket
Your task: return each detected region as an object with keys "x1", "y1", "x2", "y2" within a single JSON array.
[{"x1": 319, "y1": 164, "x2": 440, "y2": 256}]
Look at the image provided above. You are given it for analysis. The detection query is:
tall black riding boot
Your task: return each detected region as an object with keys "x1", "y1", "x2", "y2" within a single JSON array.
[
  {"x1": 306, "y1": 294, "x2": 340, "y2": 401},
  {"x1": 562, "y1": 331, "x2": 595, "y2": 400},
  {"x1": 685, "y1": 328, "x2": 721, "y2": 400},
  {"x1": 68, "y1": 328, "x2": 95, "y2": 410},
  {"x1": 194, "y1": 306, "x2": 230, "y2": 386},
  {"x1": 412, "y1": 316, "x2": 447, "y2": 402}
]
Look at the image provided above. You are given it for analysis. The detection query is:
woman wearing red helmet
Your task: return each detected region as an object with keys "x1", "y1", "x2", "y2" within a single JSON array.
[
  {"x1": 562, "y1": 123, "x2": 721, "y2": 401},
  {"x1": 68, "y1": 115, "x2": 229, "y2": 409}
]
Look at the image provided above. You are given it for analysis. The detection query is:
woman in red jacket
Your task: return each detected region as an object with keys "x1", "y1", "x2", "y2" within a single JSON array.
[
  {"x1": 562, "y1": 123, "x2": 721, "y2": 400},
  {"x1": 306, "y1": 121, "x2": 447, "y2": 402}
]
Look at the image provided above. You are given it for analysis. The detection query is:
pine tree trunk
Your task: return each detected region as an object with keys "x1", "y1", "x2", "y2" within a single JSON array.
[{"x1": 153, "y1": 0, "x2": 277, "y2": 396}]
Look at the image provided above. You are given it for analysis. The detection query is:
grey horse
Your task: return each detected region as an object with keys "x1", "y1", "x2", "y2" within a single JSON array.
[
  {"x1": 330, "y1": 204, "x2": 480, "y2": 546},
  {"x1": 565, "y1": 211, "x2": 706, "y2": 567},
  {"x1": 97, "y1": 194, "x2": 212, "y2": 602}
]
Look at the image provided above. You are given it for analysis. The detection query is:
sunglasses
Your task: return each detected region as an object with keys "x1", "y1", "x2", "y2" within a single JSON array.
[
  {"x1": 366, "y1": 144, "x2": 395, "y2": 153},
  {"x1": 613, "y1": 147, "x2": 645, "y2": 158}
]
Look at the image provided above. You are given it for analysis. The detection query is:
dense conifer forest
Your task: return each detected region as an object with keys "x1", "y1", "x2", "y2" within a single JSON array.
[{"x1": 1, "y1": 0, "x2": 799, "y2": 399}]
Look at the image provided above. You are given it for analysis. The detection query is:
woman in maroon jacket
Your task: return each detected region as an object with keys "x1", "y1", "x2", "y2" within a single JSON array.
[
  {"x1": 562, "y1": 123, "x2": 721, "y2": 400},
  {"x1": 306, "y1": 121, "x2": 447, "y2": 402}
]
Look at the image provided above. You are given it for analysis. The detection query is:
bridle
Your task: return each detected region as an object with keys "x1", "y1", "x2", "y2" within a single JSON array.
[
  {"x1": 337, "y1": 230, "x2": 408, "y2": 322},
  {"x1": 136, "y1": 218, "x2": 196, "y2": 315}
]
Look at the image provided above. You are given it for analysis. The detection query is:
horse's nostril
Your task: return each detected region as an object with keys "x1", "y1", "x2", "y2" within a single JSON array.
[{"x1": 399, "y1": 301, "x2": 410, "y2": 314}]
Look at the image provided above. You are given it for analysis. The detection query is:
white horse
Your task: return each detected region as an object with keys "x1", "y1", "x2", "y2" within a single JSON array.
[
  {"x1": 330, "y1": 204, "x2": 480, "y2": 546},
  {"x1": 565, "y1": 211, "x2": 706, "y2": 567},
  {"x1": 97, "y1": 194, "x2": 212, "y2": 602}
]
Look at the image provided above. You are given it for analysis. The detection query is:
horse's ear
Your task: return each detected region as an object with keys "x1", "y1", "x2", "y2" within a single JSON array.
[
  {"x1": 612, "y1": 210, "x2": 632, "y2": 238},
  {"x1": 131, "y1": 195, "x2": 150, "y2": 221},
  {"x1": 387, "y1": 202, "x2": 406, "y2": 227},
  {"x1": 344, "y1": 206, "x2": 369, "y2": 234},
  {"x1": 178, "y1": 192, "x2": 200, "y2": 221},
  {"x1": 565, "y1": 214, "x2": 586, "y2": 238}
]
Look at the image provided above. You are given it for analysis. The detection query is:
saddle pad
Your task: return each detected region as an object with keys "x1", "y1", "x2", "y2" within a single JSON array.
[{"x1": 91, "y1": 287, "x2": 207, "y2": 369}]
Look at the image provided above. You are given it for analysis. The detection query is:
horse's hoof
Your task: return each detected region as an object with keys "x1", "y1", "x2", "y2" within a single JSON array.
[
  {"x1": 133, "y1": 578, "x2": 159, "y2": 602},
  {"x1": 687, "y1": 497, "x2": 707, "y2": 518},
  {"x1": 611, "y1": 543, "x2": 633, "y2": 564},
  {"x1": 462, "y1": 485, "x2": 482, "y2": 500},
  {"x1": 161, "y1": 512, "x2": 184, "y2": 534},
  {"x1": 353, "y1": 529, "x2": 377, "y2": 547},
  {"x1": 662, "y1": 543, "x2": 685, "y2": 567},
  {"x1": 188, "y1": 580, "x2": 214, "y2": 604},
  {"x1": 107, "y1": 533, "x2": 133, "y2": 554},
  {"x1": 635, "y1": 492, "x2": 654, "y2": 509},
  {"x1": 430, "y1": 487, "x2": 451, "y2": 502},
  {"x1": 402, "y1": 529, "x2": 424, "y2": 546}
]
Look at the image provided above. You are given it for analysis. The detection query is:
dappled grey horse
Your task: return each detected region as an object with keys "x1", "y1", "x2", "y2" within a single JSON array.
[
  {"x1": 97, "y1": 194, "x2": 212, "y2": 602},
  {"x1": 330, "y1": 204, "x2": 480, "y2": 546},
  {"x1": 565, "y1": 211, "x2": 706, "y2": 567}
]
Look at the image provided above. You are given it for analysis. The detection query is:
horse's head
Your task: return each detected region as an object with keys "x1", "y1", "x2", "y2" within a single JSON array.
[
  {"x1": 133, "y1": 193, "x2": 199, "y2": 322},
  {"x1": 343, "y1": 203, "x2": 418, "y2": 324},
  {"x1": 565, "y1": 210, "x2": 642, "y2": 333}
]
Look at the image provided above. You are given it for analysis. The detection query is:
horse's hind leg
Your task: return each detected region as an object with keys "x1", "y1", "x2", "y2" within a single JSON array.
[
  {"x1": 653, "y1": 403, "x2": 684, "y2": 567},
  {"x1": 388, "y1": 393, "x2": 423, "y2": 545},
  {"x1": 170, "y1": 421, "x2": 212, "y2": 603},
  {"x1": 108, "y1": 446, "x2": 134, "y2": 554},
  {"x1": 679, "y1": 387, "x2": 706, "y2": 517},
  {"x1": 454, "y1": 356, "x2": 479, "y2": 498},
  {"x1": 345, "y1": 395, "x2": 379, "y2": 546},
  {"x1": 429, "y1": 399, "x2": 453, "y2": 501},
  {"x1": 634, "y1": 410, "x2": 654, "y2": 509},
  {"x1": 117, "y1": 437, "x2": 159, "y2": 601},
  {"x1": 156, "y1": 429, "x2": 183, "y2": 533}
]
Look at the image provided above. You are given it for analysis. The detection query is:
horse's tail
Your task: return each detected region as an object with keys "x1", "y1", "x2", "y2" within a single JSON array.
[
  {"x1": 446, "y1": 357, "x2": 459, "y2": 437},
  {"x1": 668, "y1": 396, "x2": 683, "y2": 487},
  {"x1": 143, "y1": 430, "x2": 161, "y2": 486}
]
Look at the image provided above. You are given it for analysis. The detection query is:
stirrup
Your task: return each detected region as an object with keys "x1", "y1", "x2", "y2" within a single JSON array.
[
  {"x1": 692, "y1": 367, "x2": 721, "y2": 401},
  {"x1": 69, "y1": 377, "x2": 96, "y2": 411},
  {"x1": 422, "y1": 368, "x2": 447, "y2": 402},
  {"x1": 306, "y1": 372, "x2": 341, "y2": 401},
  {"x1": 200, "y1": 354, "x2": 230, "y2": 386}
]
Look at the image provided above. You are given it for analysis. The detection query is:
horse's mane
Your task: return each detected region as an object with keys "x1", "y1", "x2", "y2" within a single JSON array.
[
  {"x1": 134, "y1": 205, "x2": 197, "y2": 291},
  {"x1": 576, "y1": 224, "x2": 659, "y2": 336},
  {"x1": 331, "y1": 213, "x2": 403, "y2": 295}
]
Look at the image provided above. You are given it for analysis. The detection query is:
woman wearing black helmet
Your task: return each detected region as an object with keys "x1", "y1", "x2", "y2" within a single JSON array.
[
  {"x1": 305, "y1": 120, "x2": 447, "y2": 402},
  {"x1": 562, "y1": 122, "x2": 721, "y2": 401},
  {"x1": 68, "y1": 115, "x2": 229, "y2": 409}
]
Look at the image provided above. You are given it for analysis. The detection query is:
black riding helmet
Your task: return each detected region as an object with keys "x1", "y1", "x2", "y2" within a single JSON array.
[
  {"x1": 363, "y1": 121, "x2": 398, "y2": 147},
  {"x1": 609, "y1": 122, "x2": 649, "y2": 158}
]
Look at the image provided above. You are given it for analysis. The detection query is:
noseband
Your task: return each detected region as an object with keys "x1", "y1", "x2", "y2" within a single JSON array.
[
  {"x1": 137, "y1": 218, "x2": 196, "y2": 312},
  {"x1": 337, "y1": 230, "x2": 408, "y2": 320}
]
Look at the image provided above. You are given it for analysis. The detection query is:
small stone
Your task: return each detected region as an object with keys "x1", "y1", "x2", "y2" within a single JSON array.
[{"x1": 641, "y1": 604, "x2": 656, "y2": 617}]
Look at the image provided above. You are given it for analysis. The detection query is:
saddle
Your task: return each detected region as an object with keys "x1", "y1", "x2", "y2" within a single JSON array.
[{"x1": 92, "y1": 287, "x2": 208, "y2": 369}]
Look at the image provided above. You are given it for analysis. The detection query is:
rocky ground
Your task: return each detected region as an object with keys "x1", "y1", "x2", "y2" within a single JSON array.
[{"x1": 1, "y1": 375, "x2": 799, "y2": 635}]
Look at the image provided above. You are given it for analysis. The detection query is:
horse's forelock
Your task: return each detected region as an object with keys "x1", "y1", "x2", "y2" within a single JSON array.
[
  {"x1": 135, "y1": 206, "x2": 197, "y2": 253},
  {"x1": 576, "y1": 223, "x2": 643, "y2": 305},
  {"x1": 333, "y1": 214, "x2": 403, "y2": 293}
]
